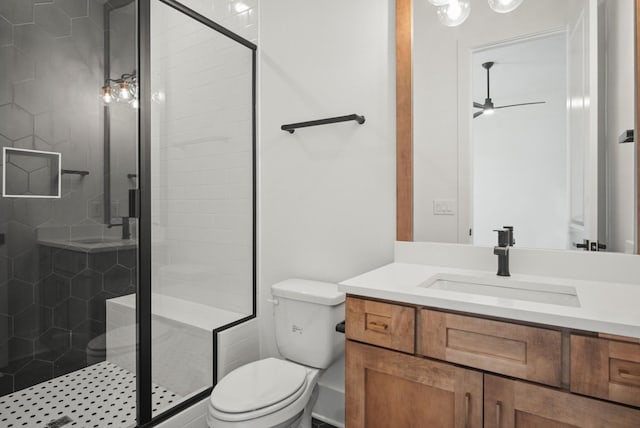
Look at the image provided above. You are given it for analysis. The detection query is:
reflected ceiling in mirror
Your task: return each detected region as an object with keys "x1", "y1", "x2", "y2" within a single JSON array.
[{"x1": 409, "y1": 0, "x2": 638, "y2": 254}]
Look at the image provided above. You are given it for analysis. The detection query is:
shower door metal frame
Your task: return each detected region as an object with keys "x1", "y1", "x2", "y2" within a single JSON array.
[{"x1": 137, "y1": 0, "x2": 257, "y2": 425}]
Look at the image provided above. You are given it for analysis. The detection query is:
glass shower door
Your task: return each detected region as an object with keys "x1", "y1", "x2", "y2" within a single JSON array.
[
  {"x1": 0, "y1": 1, "x2": 139, "y2": 426},
  {"x1": 145, "y1": 0, "x2": 256, "y2": 418}
]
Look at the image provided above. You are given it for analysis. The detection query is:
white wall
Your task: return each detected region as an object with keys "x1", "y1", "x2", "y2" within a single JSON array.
[
  {"x1": 413, "y1": 0, "x2": 574, "y2": 243},
  {"x1": 258, "y1": 0, "x2": 396, "y2": 358},
  {"x1": 472, "y1": 34, "x2": 568, "y2": 249},
  {"x1": 602, "y1": 0, "x2": 635, "y2": 253}
]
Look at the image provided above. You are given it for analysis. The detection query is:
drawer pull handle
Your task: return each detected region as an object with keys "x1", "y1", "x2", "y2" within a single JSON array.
[
  {"x1": 367, "y1": 321, "x2": 389, "y2": 332},
  {"x1": 619, "y1": 369, "x2": 640, "y2": 381},
  {"x1": 496, "y1": 401, "x2": 502, "y2": 428},
  {"x1": 464, "y1": 392, "x2": 470, "y2": 428}
]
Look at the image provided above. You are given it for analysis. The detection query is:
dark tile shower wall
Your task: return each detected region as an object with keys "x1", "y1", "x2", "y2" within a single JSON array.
[
  {"x1": 0, "y1": 247, "x2": 136, "y2": 396},
  {"x1": 0, "y1": 0, "x2": 135, "y2": 397}
]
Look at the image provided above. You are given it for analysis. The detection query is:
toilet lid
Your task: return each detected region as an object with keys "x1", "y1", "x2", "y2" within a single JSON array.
[{"x1": 211, "y1": 358, "x2": 307, "y2": 414}]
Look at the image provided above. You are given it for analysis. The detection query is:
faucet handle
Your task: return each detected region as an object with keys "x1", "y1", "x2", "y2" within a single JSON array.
[
  {"x1": 502, "y1": 226, "x2": 515, "y2": 246},
  {"x1": 493, "y1": 228, "x2": 510, "y2": 247}
]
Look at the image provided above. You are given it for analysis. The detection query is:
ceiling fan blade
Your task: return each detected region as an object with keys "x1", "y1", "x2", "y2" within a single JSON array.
[
  {"x1": 494, "y1": 101, "x2": 546, "y2": 109},
  {"x1": 473, "y1": 111, "x2": 484, "y2": 119},
  {"x1": 473, "y1": 101, "x2": 485, "y2": 109}
]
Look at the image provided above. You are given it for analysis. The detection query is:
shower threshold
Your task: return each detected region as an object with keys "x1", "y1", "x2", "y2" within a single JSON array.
[{"x1": 0, "y1": 361, "x2": 181, "y2": 428}]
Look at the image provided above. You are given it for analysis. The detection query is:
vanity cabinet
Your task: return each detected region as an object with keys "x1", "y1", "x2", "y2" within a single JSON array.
[{"x1": 345, "y1": 296, "x2": 640, "y2": 428}]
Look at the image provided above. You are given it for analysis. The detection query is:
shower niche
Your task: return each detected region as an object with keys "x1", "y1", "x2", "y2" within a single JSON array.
[{"x1": 2, "y1": 148, "x2": 61, "y2": 198}]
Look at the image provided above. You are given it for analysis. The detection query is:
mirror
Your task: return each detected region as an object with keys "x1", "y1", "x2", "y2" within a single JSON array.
[
  {"x1": 397, "y1": 0, "x2": 639, "y2": 254},
  {"x1": 104, "y1": 0, "x2": 137, "y2": 225}
]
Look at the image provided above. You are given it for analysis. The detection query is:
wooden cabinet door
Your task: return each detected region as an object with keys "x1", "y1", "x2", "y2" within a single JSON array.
[
  {"x1": 485, "y1": 374, "x2": 640, "y2": 428},
  {"x1": 346, "y1": 340, "x2": 483, "y2": 428}
]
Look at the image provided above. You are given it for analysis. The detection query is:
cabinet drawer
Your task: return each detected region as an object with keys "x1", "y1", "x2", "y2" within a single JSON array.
[
  {"x1": 571, "y1": 334, "x2": 640, "y2": 407},
  {"x1": 418, "y1": 309, "x2": 562, "y2": 386},
  {"x1": 346, "y1": 297, "x2": 415, "y2": 353}
]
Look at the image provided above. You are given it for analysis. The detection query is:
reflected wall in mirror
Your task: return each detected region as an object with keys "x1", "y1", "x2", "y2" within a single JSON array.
[{"x1": 402, "y1": 0, "x2": 638, "y2": 254}]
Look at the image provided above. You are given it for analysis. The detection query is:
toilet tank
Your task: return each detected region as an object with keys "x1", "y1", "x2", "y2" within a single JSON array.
[{"x1": 271, "y1": 279, "x2": 345, "y2": 369}]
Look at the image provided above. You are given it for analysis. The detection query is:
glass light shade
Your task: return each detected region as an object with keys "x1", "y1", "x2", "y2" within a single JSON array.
[
  {"x1": 428, "y1": 0, "x2": 450, "y2": 6},
  {"x1": 483, "y1": 107, "x2": 495, "y2": 115},
  {"x1": 436, "y1": 0, "x2": 470, "y2": 27},
  {"x1": 234, "y1": 1, "x2": 249, "y2": 13},
  {"x1": 101, "y1": 86, "x2": 113, "y2": 104},
  {"x1": 488, "y1": 0, "x2": 524, "y2": 13},
  {"x1": 118, "y1": 82, "x2": 131, "y2": 100}
]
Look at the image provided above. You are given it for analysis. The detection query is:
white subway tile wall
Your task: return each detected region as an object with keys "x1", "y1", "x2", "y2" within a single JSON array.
[{"x1": 149, "y1": 0, "x2": 255, "y2": 343}]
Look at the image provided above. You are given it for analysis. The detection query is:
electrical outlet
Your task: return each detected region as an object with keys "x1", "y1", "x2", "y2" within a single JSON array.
[{"x1": 433, "y1": 199, "x2": 456, "y2": 216}]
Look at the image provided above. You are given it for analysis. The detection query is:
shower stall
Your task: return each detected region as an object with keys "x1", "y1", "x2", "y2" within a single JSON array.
[{"x1": 0, "y1": 0, "x2": 256, "y2": 426}]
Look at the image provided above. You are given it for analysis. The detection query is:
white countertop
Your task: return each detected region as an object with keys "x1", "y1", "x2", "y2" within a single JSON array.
[
  {"x1": 38, "y1": 237, "x2": 137, "y2": 253},
  {"x1": 339, "y1": 262, "x2": 640, "y2": 339}
]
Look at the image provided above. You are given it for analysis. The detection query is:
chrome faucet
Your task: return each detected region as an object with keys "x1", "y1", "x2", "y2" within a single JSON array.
[
  {"x1": 493, "y1": 226, "x2": 514, "y2": 277},
  {"x1": 108, "y1": 217, "x2": 131, "y2": 240}
]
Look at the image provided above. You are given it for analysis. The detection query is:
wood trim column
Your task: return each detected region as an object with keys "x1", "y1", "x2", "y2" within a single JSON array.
[
  {"x1": 636, "y1": 0, "x2": 640, "y2": 254},
  {"x1": 396, "y1": 0, "x2": 413, "y2": 241}
]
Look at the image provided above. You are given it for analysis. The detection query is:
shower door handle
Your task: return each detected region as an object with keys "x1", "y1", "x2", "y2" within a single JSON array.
[{"x1": 0, "y1": 233, "x2": 4, "y2": 247}]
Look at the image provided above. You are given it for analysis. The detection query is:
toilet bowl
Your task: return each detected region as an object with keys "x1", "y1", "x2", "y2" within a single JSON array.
[
  {"x1": 207, "y1": 358, "x2": 320, "y2": 428},
  {"x1": 207, "y1": 279, "x2": 345, "y2": 428}
]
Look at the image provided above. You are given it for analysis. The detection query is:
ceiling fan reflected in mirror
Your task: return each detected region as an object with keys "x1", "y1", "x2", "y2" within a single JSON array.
[{"x1": 473, "y1": 61, "x2": 546, "y2": 119}]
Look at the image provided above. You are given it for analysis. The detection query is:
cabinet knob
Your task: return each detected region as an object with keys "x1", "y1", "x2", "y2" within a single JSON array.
[
  {"x1": 618, "y1": 369, "x2": 640, "y2": 383},
  {"x1": 367, "y1": 321, "x2": 389, "y2": 332}
]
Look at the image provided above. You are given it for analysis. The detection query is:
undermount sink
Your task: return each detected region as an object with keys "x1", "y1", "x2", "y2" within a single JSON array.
[{"x1": 420, "y1": 273, "x2": 581, "y2": 307}]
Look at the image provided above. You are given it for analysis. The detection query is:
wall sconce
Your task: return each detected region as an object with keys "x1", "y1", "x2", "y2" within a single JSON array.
[
  {"x1": 100, "y1": 71, "x2": 138, "y2": 108},
  {"x1": 428, "y1": 0, "x2": 525, "y2": 27}
]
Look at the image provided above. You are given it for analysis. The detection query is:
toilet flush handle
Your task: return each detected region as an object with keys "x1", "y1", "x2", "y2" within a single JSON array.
[{"x1": 266, "y1": 297, "x2": 279, "y2": 305}]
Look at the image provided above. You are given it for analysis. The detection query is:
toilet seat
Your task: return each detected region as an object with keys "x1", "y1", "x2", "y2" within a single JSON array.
[{"x1": 210, "y1": 358, "x2": 308, "y2": 422}]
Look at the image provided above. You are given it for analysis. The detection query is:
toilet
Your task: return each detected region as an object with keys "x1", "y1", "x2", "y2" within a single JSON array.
[{"x1": 207, "y1": 279, "x2": 345, "y2": 428}]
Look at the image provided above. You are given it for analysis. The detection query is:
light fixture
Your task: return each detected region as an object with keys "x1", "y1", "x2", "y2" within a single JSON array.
[
  {"x1": 429, "y1": 0, "x2": 525, "y2": 27},
  {"x1": 233, "y1": 1, "x2": 249, "y2": 13},
  {"x1": 101, "y1": 86, "x2": 113, "y2": 104},
  {"x1": 488, "y1": 0, "x2": 524, "y2": 14},
  {"x1": 118, "y1": 82, "x2": 131, "y2": 100},
  {"x1": 100, "y1": 71, "x2": 138, "y2": 108},
  {"x1": 436, "y1": 0, "x2": 471, "y2": 27}
]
